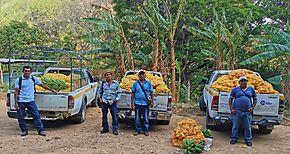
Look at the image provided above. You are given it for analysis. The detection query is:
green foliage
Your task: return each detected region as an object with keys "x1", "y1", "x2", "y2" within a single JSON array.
[{"x1": 0, "y1": 21, "x2": 47, "y2": 58}]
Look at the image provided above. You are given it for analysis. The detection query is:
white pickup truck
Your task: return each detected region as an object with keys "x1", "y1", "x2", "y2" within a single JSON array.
[
  {"x1": 117, "y1": 70, "x2": 172, "y2": 125},
  {"x1": 6, "y1": 67, "x2": 99, "y2": 123},
  {"x1": 200, "y1": 70, "x2": 285, "y2": 134}
]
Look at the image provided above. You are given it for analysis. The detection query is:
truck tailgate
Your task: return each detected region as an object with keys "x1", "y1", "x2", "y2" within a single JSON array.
[
  {"x1": 218, "y1": 92, "x2": 280, "y2": 116},
  {"x1": 35, "y1": 93, "x2": 68, "y2": 111},
  {"x1": 117, "y1": 92, "x2": 169, "y2": 111}
]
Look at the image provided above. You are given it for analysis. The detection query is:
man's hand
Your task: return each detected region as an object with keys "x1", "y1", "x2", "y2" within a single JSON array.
[
  {"x1": 149, "y1": 101, "x2": 153, "y2": 108},
  {"x1": 131, "y1": 104, "x2": 134, "y2": 110},
  {"x1": 230, "y1": 108, "x2": 236, "y2": 115},
  {"x1": 248, "y1": 107, "x2": 254, "y2": 113},
  {"x1": 51, "y1": 89, "x2": 57, "y2": 94},
  {"x1": 113, "y1": 99, "x2": 118, "y2": 104},
  {"x1": 15, "y1": 102, "x2": 19, "y2": 110}
]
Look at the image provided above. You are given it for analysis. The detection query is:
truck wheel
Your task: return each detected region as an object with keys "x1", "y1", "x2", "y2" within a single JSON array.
[
  {"x1": 90, "y1": 96, "x2": 97, "y2": 107},
  {"x1": 206, "y1": 108, "x2": 216, "y2": 129},
  {"x1": 199, "y1": 95, "x2": 206, "y2": 112},
  {"x1": 258, "y1": 125, "x2": 273, "y2": 134},
  {"x1": 158, "y1": 120, "x2": 170, "y2": 125},
  {"x1": 74, "y1": 99, "x2": 86, "y2": 123}
]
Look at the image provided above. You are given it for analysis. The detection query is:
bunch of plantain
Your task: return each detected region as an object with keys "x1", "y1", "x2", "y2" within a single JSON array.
[
  {"x1": 41, "y1": 77, "x2": 68, "y2": 91},
  {"x1": 183, "y1": 139, "x2": 205, "y2": 154}
]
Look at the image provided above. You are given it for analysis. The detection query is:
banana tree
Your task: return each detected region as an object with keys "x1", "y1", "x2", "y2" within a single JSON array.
[
  {"x1": 183, "y1": 9, "x2": 225, "y2": 70},
  {"x1": 165, "y1": 0, "x2": 185, "y2": 102},
  {"x1": 240, "y1": 29, "x2": 290, "y2": 103},
  {"x1": 83, "y1": 5, "x2": 135, "y2": 72}
]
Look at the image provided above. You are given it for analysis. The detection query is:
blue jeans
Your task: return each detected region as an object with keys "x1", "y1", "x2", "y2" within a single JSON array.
[
  {"x1": 134, "y1": 104, "x2": 149, "y2": 133},
  {"x1": 16, "y1": 101, "x2": 44, "y2": 132},
  {"x1": 102, "y1": 102, "x2": 118, "y2": 132},
  {"x1": 231, "y1": 110, "x2": 252, "y2": 143}
]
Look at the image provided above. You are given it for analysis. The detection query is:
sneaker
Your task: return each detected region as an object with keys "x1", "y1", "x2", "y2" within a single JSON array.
[
  {"x1": 246, "y1": 142, "x2": 252, "y2": 146},
  {"x1": 101, "y1": 129, "x2": 109, "y2": 134},
  {"x1": 133, "y1": 132, "x2": 140, "y2": 136},
  {"x1": 38, "y1": 131, "x2": 46, "y2": 136},
  {"x1": 144, "y1": 132, "x2": 149, "y2": 136},
  {"x1": 230, "y1": 140, "x2": 237, "y2": 144},
  {"x1": 20, "y1": 131, "x2": 28, "y2": 136},
  {"x1": 113, "y1": 131, "x2": 118, "y2": 135}
]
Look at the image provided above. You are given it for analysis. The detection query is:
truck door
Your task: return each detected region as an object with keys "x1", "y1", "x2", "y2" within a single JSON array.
[{"x1": 85, "y1": 70, "x2": 96, "y2": 102}]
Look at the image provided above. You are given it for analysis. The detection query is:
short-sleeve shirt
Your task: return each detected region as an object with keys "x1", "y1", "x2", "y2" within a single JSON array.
[
  {"x1": 15, "y1": 75, "x2": 42, "y2": 103},
  {"x1": 132, "y1": 80, "x2": 153, "y2": 106},
  {"x1": 230, "y1": 86, "x2": 257, "y2": 112},
  {"x1": 97, "y1": 80, "x2": 121, "y2": 105}
]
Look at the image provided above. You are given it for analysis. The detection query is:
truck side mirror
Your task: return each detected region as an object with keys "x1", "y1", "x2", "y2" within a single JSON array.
[
  {"x1": 201, "y1": 79, "x2": 207, "y2": 84},
  {"x1": 92, "y1": 76, "x2": 99, "y2": 82}
]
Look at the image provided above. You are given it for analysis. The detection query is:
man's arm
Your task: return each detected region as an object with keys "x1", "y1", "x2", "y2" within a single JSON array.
[
  {"x1": 131, "y1": 92, "x2": 135, "y2": 110},
  {"x1": 40, "y1": 84, "x2": 57, "y2": 93},
  {"x1": 229, "y1": 97, "x2": 235, "y2": 114},
  {"x1": 114, "y1": 83, "x2": 121, "y2": 103},
  {"x1": 248, "y1": 98, "x2": 257, "y2": 112},
  {"x1": 14, "y1": 88, "x2": 19, "y2": 109}
]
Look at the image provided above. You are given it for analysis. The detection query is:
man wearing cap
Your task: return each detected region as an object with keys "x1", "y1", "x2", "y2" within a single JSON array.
[
  {"x1": 131, "y1": 70, "x2": 154, "y2": 136},
  {"x1": 97, "y1": 71, "x2": 121, "y2": 135},
  {"x1": 229, "y1": 76, "x2": 257, "y2": 146}
]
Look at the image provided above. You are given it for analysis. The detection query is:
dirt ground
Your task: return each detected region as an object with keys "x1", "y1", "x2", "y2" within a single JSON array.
[{"x1": 0, "y1": 93, "x2": 290, "y2": 154}]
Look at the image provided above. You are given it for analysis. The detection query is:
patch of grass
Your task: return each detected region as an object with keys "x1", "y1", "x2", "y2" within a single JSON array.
[{"x1": 0, "y1": 84, "x2": 9, "y2": 93}]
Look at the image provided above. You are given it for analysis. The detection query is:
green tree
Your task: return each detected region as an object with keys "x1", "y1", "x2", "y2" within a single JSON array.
[
  {"x1": 0, "y1": 21, "x2": 47, "y2": 58},
  {"x1": 240, "y1": 29, "x2": 290, "y2": 102}
]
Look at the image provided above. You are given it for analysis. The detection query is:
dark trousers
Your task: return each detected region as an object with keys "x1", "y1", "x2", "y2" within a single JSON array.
[
  {"x1": 16, "y1": 101, "x2": 44, "y2": 132},
  {"x1": 102, "y1": 102, "x2": 118, "y2": 132},
  {"x1": 134, "y1": 104, "x2": 149, "y2": 133}
]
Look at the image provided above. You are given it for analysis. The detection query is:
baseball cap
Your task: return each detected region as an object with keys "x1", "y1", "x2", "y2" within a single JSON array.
[
  {"x1": 138, "y1": 69, "x2": 146, "y2": 75},
  {"x1": 238, "y1": 76, "x2": 248, "y2": 82}
]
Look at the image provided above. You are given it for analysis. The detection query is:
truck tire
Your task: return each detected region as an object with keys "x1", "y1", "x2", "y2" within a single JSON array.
[
  {"x1": 258, "y1": 125, "x2": 273, "y2": 134},
  {"x1": 74, "y1": 99, "x2": 86, "y2": 123},
  {"x1": 90, "y1": 95, "x2": 97, "y2": 107},
  {"x1": 206, "y1": 108, "x2": 216, "y2": 129},
  {"x1": 158, "y1": 120, "x2": 170, "y2": 125},
  {"x1": 199, "y1": 95, "x2": 206, "y2": 112}
]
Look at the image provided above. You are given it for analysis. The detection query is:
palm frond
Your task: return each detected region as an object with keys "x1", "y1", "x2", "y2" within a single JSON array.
[
  {"x1": 240, "y1": 50, "x2": 287, "y2": 65},
  {"x1": 256, "y1": 43, "x2": 290, "y2": 53}
]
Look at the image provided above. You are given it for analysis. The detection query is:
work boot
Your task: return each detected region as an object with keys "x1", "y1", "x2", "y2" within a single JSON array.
[
  {"x1": 101, "y1": 129, "x2": 109, "y2": 134},
  {"x1": 113, "y1": 131, "x2": 118, "y2": 135},
  {"x1": 133, "y1": 132, "x2": 140, "y2": 136},
  {"x1": 144, "y1": 132, "x2": 149, "y2": 136},
  {"x1": 38, "y1": 131, "x2": 46, "y2": 136},
  {"x1": 20, "y1": 131, "x2": 28, "y2": 136}
]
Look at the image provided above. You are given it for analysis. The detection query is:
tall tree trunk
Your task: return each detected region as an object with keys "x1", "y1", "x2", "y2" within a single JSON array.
[
  {"x1": 282, "y1": 60, "x2": 290, "y2": 104},
  {"x1": 215, "y1": 35, "x2": 222, "y2": 70},
  {"x1": 120, "y1": 32, "x2": 134, "y2": 70},
  {"x1": 187, "y1": 78, "x2": 190, "y2": 102},
  {"x1": 170, "y1": 37, "x2": 176, "y2": 102},
  {"x1": 228, "y1": 46, "x2": 237, "y2": 70},
  {"x1": 152, "y1": 31, "x2": 159, "y2": 71},
  {"x1": 159, "y1": 49, "x2": 164, "y2": 72},
  {"x1": 120, "y1": 47, "x2": 126, "y2": 75},
  {"x1": 163, "y1": 56, "x2": 169, "y2": 82},
  {"x1": 177, "y1": 70, "x2": 182, "y2": 102}
]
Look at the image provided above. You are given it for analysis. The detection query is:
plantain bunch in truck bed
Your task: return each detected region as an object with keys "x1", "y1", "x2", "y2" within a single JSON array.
[
  {"x1": 119, "y1": 70, "x2": 170, "y2": 93},
  {"x1": 210, "y1": 69, "x2": 279, "y2": 94},
  {"x1": 35, "y1": 73, "x2": 81, "y2": 92}
]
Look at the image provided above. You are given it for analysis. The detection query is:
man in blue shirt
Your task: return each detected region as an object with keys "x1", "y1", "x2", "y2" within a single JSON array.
[
  {"x1": 15, "y1": 66, "x2": 57, "y2": 136},
  {"x1": 229, "y1": 76, "x2": 257, "y2": 146},
  {"x1": 131, "y1": 70, "x2": 154, "y2": 136},
  {"x1": 97, "y1": 70, "x2": 121, "y2": 135}
]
